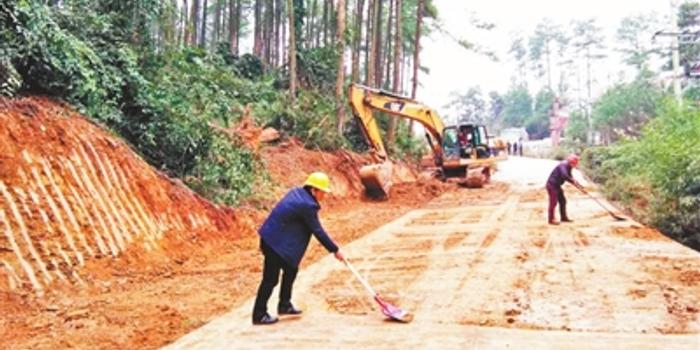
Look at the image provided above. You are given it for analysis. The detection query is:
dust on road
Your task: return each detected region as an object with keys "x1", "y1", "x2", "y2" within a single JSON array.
[{"x1": 164, "y1": 157, "x2": 700, "y2": 349}]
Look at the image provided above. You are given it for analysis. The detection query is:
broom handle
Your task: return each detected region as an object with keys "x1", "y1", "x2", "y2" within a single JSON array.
[
  {"x1": 342, "y1": 258, "x2": 378, "y2": 297},
  {"x1": 576, "y1": 185, "x2": 614, "y2": 213},
  {"x1": 575, "y1": 173, "x2": 614, "y2": 213}
]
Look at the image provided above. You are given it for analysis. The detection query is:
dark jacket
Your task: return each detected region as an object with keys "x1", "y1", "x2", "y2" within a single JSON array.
[
  {"x1": 546, "y1": 161, "x2": 575, "y2": 188},
  {"x1": 258, "y1": 187, "x2": 339, "y2": 267}
]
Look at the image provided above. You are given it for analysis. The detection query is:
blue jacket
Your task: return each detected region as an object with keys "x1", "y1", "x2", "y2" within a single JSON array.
[
  {"x1": 546, "y1": 161, "x2": 574, "y2": 188},
  {"x1": 258, "y1": 187, "x2": 339, "y2": 267}
]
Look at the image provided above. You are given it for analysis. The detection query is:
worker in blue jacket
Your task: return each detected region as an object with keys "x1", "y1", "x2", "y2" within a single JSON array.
[{"x1": 252, "y1": 172, "x2": 344, "y2": 325}]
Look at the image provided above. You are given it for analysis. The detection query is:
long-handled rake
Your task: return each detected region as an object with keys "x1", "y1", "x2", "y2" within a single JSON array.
[
  {"x1": 342, "y1": 258, "x2": 413, "y2": 323},
  {"x1": 578, "y1": 187, "x2": 626, "y2": 221}
]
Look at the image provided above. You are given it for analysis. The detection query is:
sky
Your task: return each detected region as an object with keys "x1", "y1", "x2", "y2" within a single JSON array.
[{"x1": 418, "y1": 0, "x2": 678, "y2": 116}]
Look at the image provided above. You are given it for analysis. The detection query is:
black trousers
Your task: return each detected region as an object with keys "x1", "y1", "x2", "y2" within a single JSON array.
[{"x1": 252, "y1": 239, "x2": 298, "y2": 318}]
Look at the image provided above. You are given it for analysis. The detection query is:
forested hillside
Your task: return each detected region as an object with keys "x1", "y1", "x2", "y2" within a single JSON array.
[{"x1": 1, "y1": 0, "x2": 433, "y2": 205}]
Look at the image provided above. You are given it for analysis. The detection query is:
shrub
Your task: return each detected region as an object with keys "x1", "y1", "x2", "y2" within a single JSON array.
[
  {"x1": 583, "y1": 99, "x2": 700, "y2": 250},
  {"x1": 188, "y1": 134, "x2": 259, "y2": 204},
  {"x1": 0, "y1": 2, "x2": 262, "y2": 205},
  {"x1": 0, "y1": 1, "x2": 369, "y2": 206}
]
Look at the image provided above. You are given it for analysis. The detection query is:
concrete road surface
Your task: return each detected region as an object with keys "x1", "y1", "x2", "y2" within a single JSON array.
[{"x1": 163, "y1": 157, "x2": 700, "y2": 350}]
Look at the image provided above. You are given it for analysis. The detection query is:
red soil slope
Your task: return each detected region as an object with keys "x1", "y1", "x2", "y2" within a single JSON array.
[
  {"x1": 0, "y1": 97, "x2": 248, "y2": 297},
  {"x1": 0, "y1": 97, "x2": 450, "y2": 349}
]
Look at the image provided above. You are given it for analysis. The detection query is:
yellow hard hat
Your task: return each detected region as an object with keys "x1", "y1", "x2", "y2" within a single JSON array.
[{"x1": 304, "y1": 172, "x2": 331, "y2": 193}]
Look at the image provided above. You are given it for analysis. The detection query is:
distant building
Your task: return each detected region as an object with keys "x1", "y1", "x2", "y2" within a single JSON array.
[{"x1": 500, "y1": 127, "x2": 529, "y2": 143}]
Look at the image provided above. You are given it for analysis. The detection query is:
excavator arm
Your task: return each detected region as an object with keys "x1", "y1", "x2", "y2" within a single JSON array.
[
  {"x1": 348, "y1": 84, "x2": 446, "y2": 165},
  {"x1": 348, "y1": 84, "x2": 447, "y2": 196}
]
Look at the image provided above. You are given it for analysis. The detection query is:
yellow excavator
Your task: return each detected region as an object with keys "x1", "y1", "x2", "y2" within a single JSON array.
[{"x1": 348, "y1": 83, "x2": 498, "y2": 197}]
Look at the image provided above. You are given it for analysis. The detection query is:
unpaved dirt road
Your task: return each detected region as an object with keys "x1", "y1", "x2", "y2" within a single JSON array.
[{"x1": 163, "y1": 157, "x2": 700, "y2": 350}]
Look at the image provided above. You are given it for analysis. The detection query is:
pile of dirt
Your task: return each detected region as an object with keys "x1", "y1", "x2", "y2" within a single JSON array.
[
  {"x1": 611, "y1": 225, "x2": 670, "y2": 241},
  {"x1": 260, "y1": 138, "x2": 419, "y2": 200},
  {"x1": 210, "y1": 106, "x2": 280, "y2": 152},
  {"x1": 0, "y1": 97, "x2": 452, "y2": 349}
]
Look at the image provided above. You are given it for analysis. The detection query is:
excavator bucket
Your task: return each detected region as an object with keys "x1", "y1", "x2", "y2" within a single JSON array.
[
  {"x1": 359, "y1": 162, "x2": 393, "y2": 198},
  {"x1": 461, "y1": 171, "x2": 486, "y2": 188},
  {"x1": 461, "y1": 166, "x2": 490, "y2": 188}
]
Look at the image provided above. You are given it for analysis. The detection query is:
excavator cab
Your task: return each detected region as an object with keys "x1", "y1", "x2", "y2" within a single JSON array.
[{"x1": 443, "y1": 124, "x2": 491, "y2": 160}]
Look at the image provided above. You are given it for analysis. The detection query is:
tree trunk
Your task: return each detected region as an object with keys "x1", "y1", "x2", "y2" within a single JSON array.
[
  {"x1": 364, "y1": 0, "x2": 373, "y2": 85},
  {"x1": 221, "y1": 0, "x2": 228, "y2": 45},
  {"x1": 282, "y1": 2, "x2": 287, "y2": 64},
  {"x1": 171, "y1": 0, "x2": 178, "y2": 47},
  {"x1": 228, "y1": 0, "x2": 239, "y2": 55},
  {"x1": 409, "y1": 0, "x2": 424, "y2": 135},
  {"x1": 392, "y1": 0, "x2": 402, "y2": 93},
  {"x1": 288, "y1": 0, "x2": 298, "y2": 101},
  {"x1": 402, "y1": 53, "x2": 409, "y2": 93},
  {"x1": 387, "y1": 0, "x2": 401, "y2": 145},
  {"x1": 322, "y1": 0, "x2": 329, "y2": 46},
  {"x1": 264, "y1": 0, "x2": 274, "y2": 67},
  {"x1": 383, "y1": 0, "x2": 393, "y2": 89},
  {"x1": 190, "y1": 0, "x2": 200, "y2": 46},
  {"x1": 309, "y1": 0, "x2": 318, "y2": 48},
  {"x1": 410, "y1": 0, "x2": 423, "y2": 99},
  {"x1": 254, "y1": 0, "x2": 263, "y2": 57},
  {"x1": 261, "y1": 1, "x2": 268, "y2": 63},
  {"x1": 351, "y1": 0, "x2": 365, "y2": 83},
  {"x1": 182, "y1": 0, "x2": 190, "y2": 47},
  {"x1": 367, "y1": 0, "x2": 377, "y2": 87},
  {"x1": 336, "y1": 0, "x2": 347, "y2": 134},
  {"x1": 214, "y1": 0, "x2": 222, "y2": 44},
  {"x1": 274, "y1": 0, "x2": 283, "y2": 66},
  {"x1": 329, "y1": 0, "x2": 337, "y2": 47},
  {"x1": 373, "y1": 0, "x2": 383, "y2": 88},
  {"x1": 200, "y1": 0, "x2": 208, "y2": 48}
]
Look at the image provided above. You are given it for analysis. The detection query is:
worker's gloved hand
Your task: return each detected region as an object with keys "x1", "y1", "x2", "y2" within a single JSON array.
[{"x1": 334, "y1": 250, "x2": 345, "y2": 262}]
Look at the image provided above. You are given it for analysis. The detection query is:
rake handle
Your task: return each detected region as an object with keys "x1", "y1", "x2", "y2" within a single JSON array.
[
  {"x1": 575, "y1": 173, "x2": 625, "y2": 219},
  {"x1": 577, "y1": 186, "x2": 623, "y2": 218}
]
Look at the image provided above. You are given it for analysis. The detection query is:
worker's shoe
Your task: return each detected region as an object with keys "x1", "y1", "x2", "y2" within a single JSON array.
[
  {"x1": 278, "y1": 303, "x2": 303, "y2": 316},
  {"x1": 252, "y1": 313, "x2": 279, "y2": 325},
  {"x1": 561, "y1": 218, "x2": 573, "y2": 223},
  {"x1": 548, "y1": 220, "x2": 559, "y2": 225}
]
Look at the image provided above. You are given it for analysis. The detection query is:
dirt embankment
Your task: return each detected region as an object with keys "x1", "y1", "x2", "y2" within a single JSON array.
[{"x1": 0, "y1": 97, "x2": 451, "y2": 349}]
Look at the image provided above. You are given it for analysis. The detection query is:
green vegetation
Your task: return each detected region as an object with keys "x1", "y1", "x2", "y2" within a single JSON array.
[
  {"x1": 1, "y1": 2, "x2": 261, "y2": 204},
  {"x1": 2, "y1": 1, "x2": 426, "y2": 205},
  {"x1": 590, "y1": 77, "x2": 664, "y2": 143},
  {"x1": 583, "y1": 101, "x2": 700, "y2": 250},
  {"x1": 526, "y1": 88, "x2": 555, "y2": 139},
  {"x1": 442, "y1": 4, "x2": 699, "y2": 249}
]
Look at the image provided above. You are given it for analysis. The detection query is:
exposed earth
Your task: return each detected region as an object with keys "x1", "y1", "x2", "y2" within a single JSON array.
[
  {"x1": 0, "y1": 97, "x2": 450, "y2": 349},
  {"x1": 165, "y1": 158, "x2": 700, "y2": 350},
  {"x1": 1, "y1": 98, "x2": 698, "y2": 349}
]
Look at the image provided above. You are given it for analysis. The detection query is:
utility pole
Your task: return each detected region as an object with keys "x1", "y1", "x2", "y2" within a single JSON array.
[
  {"x1": 671, "y1": 0, "x2": 683, "y2": 103},
  {"x1": 586, "y1": 45, "x2": 594, "y2": 145}
]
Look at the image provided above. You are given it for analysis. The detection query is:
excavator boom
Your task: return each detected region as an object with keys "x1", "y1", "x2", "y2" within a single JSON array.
[{"x1": 348, "y1": 84, "x2": 447, "y2": 196}]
